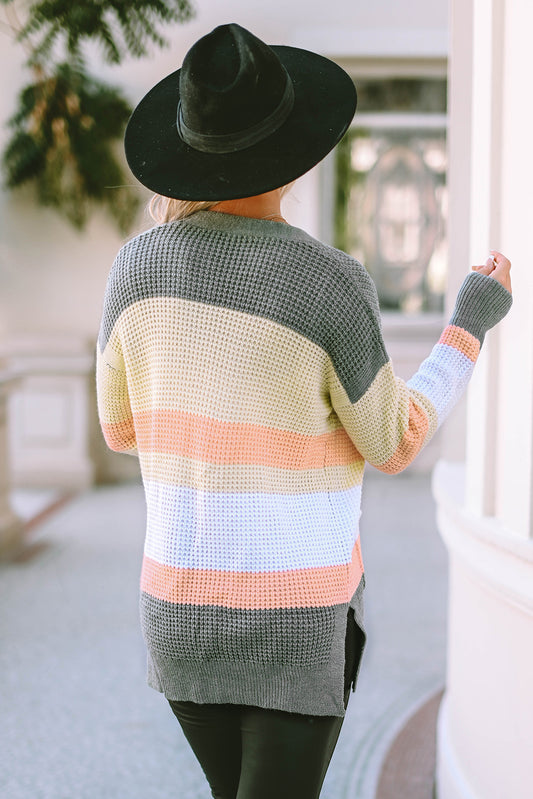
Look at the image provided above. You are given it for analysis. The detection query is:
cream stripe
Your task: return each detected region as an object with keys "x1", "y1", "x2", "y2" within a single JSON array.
[
  {"x1": 104, "y1": 297, "x2": 335, "y2": 436},
  {"x1": 330, "y1": 361, "x2": 419, "y2": 466},
  {"x1": 139, "y1": 452, "x2": 365, "y2": 493},
  {"x1": 96, "y1": 345, "x2": 132, "y2": 426},
  {"x1": 377, "y1": 397, "x2": 429, "y2": 473}
]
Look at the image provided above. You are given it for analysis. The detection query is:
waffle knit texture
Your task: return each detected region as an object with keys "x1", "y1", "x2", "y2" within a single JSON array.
[{"x1": 96, "y1": 211, "x2": 512, "y2": 716}]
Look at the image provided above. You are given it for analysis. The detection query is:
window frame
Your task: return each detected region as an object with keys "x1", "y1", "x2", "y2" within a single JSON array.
[{"x1": 320, "y1": 58, "x2": 449, "y2": 320}]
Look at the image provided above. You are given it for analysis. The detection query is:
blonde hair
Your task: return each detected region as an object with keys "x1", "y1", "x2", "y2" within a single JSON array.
[
  {"x1": 148, "y1": 183, "x2": 294, "y2": 225},
  {"x1": 148, "y1": 195, "x2": 218, "y2": 224}
]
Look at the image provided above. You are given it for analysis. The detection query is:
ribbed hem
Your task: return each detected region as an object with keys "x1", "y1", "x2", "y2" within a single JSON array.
[
  {"x1": 144, "y1": 602, "x2": 351, "y2": 717},
  {"x1": 450, "y1": 271, "x2": 513, "y2": 345}
]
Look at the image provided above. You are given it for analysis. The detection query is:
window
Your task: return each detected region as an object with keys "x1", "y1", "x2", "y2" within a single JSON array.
[{"x1": 335, "y1": 78, "x2": 447, "y2": 313}]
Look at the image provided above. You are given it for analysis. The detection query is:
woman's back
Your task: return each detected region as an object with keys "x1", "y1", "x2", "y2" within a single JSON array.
[
  {"x1": 97, "y1": 210, "x2": 375, "y2": 715},
  {"x1": 98, "y1": 205, "x2": 512, "y2": 722}
]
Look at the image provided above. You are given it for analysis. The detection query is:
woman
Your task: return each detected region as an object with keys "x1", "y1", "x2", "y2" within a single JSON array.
[{"x1": 97, "y1": 23, "x2": 512, "y2": 799}]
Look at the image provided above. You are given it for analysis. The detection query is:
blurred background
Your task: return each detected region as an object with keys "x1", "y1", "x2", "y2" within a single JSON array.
[{"x1": 1, "y1": 1, "x2": 532, "y2": 798}]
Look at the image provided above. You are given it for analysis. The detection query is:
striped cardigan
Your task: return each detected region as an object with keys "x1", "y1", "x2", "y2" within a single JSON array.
[{"x1": 96, "y1": 211, "x2": 512, "y2": 716}]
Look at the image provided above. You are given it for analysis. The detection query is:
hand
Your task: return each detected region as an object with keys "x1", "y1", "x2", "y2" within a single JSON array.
[{"x1": 472, "y1": 250, "x2": 512, "y2": 294}]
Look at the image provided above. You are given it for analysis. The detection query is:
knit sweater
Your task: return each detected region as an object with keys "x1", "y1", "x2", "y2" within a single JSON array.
[{"x1": 96, "y1": 210, "x2": 512, "y2": 717}]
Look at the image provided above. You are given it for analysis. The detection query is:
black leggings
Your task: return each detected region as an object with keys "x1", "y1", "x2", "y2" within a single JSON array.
[{"x1": 168, "y1": 610, "x2": 365, "y2": 799}]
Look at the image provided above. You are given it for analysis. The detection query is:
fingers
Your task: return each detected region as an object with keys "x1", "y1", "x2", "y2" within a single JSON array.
[
  {"x1": 490, "y1": 250, "x2": 512, "y2": 293},
  {"x1": 490, "y1": 250, "x2": 511, "y2": 271},
  {"x1": 471, "y1": 251, "x2": 512, "y2": 293},
  {"x1": 472, "y1": 257, "x2": 496, "y2": 276}
]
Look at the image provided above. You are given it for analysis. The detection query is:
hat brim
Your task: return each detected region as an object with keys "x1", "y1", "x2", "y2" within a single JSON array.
[{"x1": 124, "y1": 45, "x2": 357, "y2": 201}]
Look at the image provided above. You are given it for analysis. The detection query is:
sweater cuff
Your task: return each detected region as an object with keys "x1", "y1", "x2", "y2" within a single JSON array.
[{"x1": 449, "y1": 271, "x2": 513, "y2": 345}]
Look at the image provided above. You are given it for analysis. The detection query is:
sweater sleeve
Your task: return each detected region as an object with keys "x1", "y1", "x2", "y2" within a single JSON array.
[
  {"x1": 327, "y1": 269, "x2": 512, "y2": 474},
  {"x1": 96, "y1": 264, "x2": 138, "y2": 456}
]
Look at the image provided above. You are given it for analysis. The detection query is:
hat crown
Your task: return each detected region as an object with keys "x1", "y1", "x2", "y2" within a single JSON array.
[{"x1": 179, "y1": 23, "x2": 290, "y2": 138}]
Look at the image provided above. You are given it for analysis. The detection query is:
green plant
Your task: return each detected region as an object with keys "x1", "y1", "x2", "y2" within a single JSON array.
[
  {"x1": 1, "y1": 0, "x2": 195, "y2": 232},
  {"x1": 334, "y1": 130, "x2": 352, "y2": 253}
]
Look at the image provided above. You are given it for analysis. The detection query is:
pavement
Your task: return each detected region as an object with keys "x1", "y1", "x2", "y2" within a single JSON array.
[{"x1": 0, "y1": 468, "x2": 448, "y2": 799}]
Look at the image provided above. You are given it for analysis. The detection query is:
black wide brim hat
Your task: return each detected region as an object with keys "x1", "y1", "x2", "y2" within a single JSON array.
[{"x1": 125, "y1": 23, "x2": 357, "y2": 201}]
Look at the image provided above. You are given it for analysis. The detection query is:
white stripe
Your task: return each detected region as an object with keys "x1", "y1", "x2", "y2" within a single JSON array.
[
  {"x1": 143, "y1": 482, "x2": 361, "y2": 572},
  {"x1": 408, "y1": 343, "x2": 475, "y2": 426}
]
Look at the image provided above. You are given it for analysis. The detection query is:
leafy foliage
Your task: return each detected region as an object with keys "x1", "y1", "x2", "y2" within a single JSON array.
[
  {"x1": 4, "y1": 63, "x2": 137, "y2": 231},
  {"x1": 7, "y1": 0, "x2": 194, "y2": 65},
  {"x1": 1, "y1": 0, "x2": 195, "y2": 231}
]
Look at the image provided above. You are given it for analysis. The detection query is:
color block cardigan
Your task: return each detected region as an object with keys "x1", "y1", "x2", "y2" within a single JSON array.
[{"x1": 96, "y1": 211, "x2": 512, "y2": 716}]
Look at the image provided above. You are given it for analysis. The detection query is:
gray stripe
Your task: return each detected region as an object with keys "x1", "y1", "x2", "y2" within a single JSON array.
[
  {"x1": 145, "y1": 631, "x2": 349, "y2": 717},
  {"x1": 140, "y1": 592, "x2": 335, "y2": 667},
  {"x1": 450, "y1": 270, "x2": 513, "y2": 345},
  {"x1": 99, "y1": 212, "x2": 388, "y2": 403},
  {"x1": 141, "y1": 569, "x2": 365, "y2": 715}
]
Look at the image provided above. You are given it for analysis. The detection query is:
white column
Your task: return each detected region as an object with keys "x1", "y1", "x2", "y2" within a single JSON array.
[
  {"x1": 434, "y1": 1, "x2": 533, "y2": 797},
  {"x1": 491, "y1": 0, "x2": 533, "y2": 535},
  {"x1": 439, "y1": 0, "x2": 473, "y2": 465}
]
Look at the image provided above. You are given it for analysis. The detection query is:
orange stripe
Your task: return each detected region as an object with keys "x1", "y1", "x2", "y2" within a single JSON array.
[
  {"x1": 439, "y1": 325, "x2": 480, "y2": 362},
  {"x1": 140, "y1": 539, "x2": 364, "y2": 610},
  {"x1": 101, "y1": 418, "x2": 136, "y2": 452},
  {"x1": 131, "y1": 409, "x2": 363, "y2": 469},
  {"x1": 379, "y1": 398, "x2": 429, "y2": 474}
]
